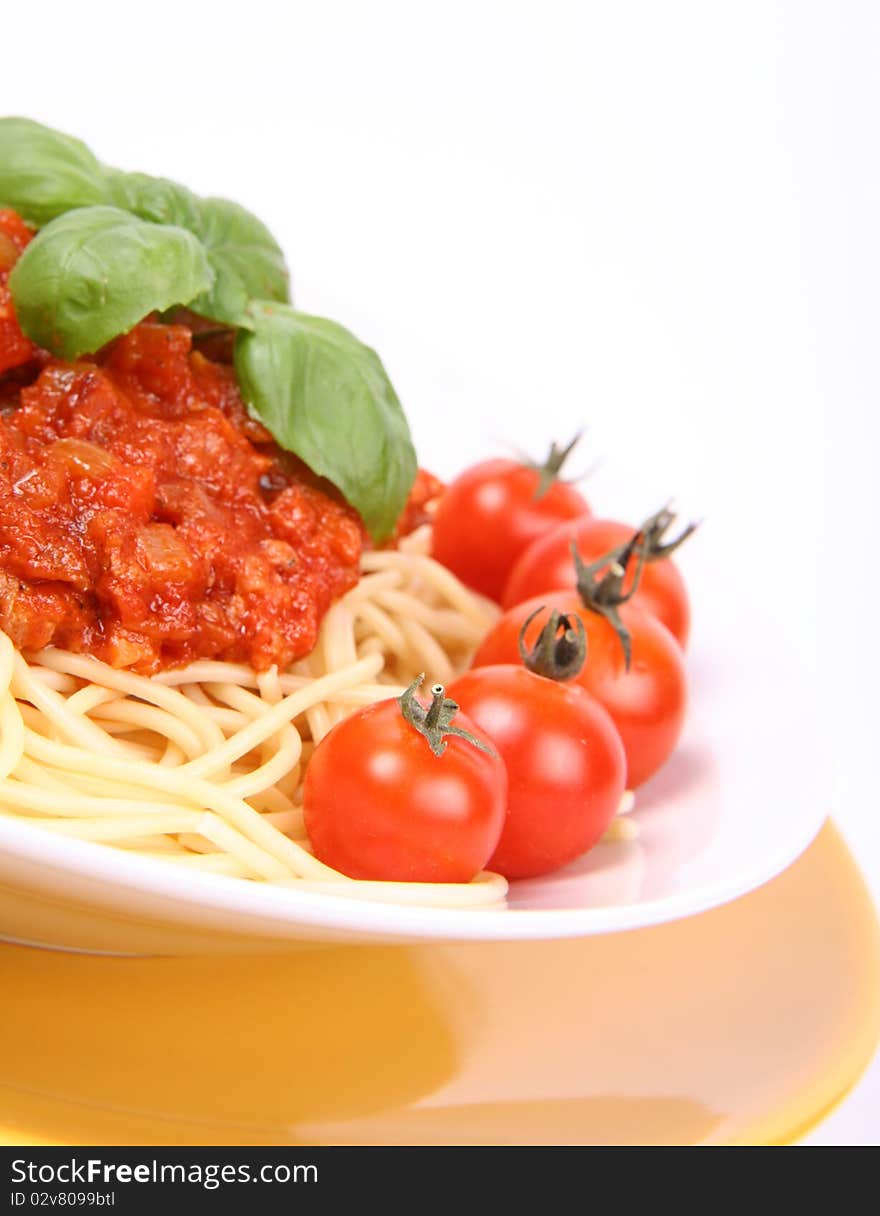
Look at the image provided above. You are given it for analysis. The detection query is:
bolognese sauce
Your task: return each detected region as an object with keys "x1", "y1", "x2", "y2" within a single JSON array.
[{"x1": 0, "y1": 209, "x2": 435, "y2": 675}]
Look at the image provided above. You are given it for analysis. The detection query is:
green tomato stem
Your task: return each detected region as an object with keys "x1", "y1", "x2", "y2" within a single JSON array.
[
  {"x1": 518, "y1": 608, "x2": 587, "y2": 682},
  {"x1": 398, "y1": 675, "x2": 495, "y2": 759},
  {"x1": 530, "y1": 431, "x2": 583, "y2": 500},
  {"x1": 568, "y1": 504, "x2": 697, "y2": 670}
]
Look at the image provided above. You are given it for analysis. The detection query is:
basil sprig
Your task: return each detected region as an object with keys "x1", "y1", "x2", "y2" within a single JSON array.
[
  {"x1": 0, "y1": 118, "x2": 417, "y2": 540},
  {"x1": 0, "y1": 117, "x2": 289, "y2": 326},
  {"x1": 235, "y1": 304, "x2": 417, "y2": 542}
]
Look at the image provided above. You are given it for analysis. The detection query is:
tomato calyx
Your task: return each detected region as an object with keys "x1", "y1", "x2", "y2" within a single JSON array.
[
  {"x1": 518, "y1": 606, "x2": 587, "y2": 681},
  {"x1": 529, "y1": 431, "x2": 583, "y2": 500},
  {"x1": 571, "y1": 528, "x2": 647, "y2": 670},
  {"x1": 566, "y1": 506, "x2": 697, "y2": 668},
  {"x1": 398, "y1": 674, "x2": 496, "y2": 758},
  {"x1": 635, "y1": 504, "x2": 700, "y2": 562}
]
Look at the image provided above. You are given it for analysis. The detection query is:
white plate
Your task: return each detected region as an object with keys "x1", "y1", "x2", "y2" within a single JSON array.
[{"x1": 0, "y1": 522, "x2": 827, "y2": 955}]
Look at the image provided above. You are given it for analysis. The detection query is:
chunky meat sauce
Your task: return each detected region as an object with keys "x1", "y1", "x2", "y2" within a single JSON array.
[{"x1": 0, "y1": 209, "x2": 385, "y2": 674}]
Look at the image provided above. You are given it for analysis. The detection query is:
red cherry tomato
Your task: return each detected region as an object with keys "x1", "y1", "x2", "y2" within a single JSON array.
[
  {"x1": 472, "y1": 593, "x2": 687, "y2": 788},
  {"x1": 448, "y1": 665, "x2": 626, "y2": 879},
  {"x1": 303, "y1": 688, "x2": 507, "y2": 883},
  {"x1": 502, "y1": 515, "x2": 691, "y2": 646},
  {"x1": 431, "y1": 448, "x2": 591, "y2": 602}
]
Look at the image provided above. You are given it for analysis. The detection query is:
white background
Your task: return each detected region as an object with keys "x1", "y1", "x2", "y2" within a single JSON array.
[{"x1": 2, "y1": 0, "x2": 878, "y2": 1144}]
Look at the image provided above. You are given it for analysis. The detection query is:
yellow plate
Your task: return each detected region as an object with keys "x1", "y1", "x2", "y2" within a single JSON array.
[{"x1": 1, "y1": 820, "x2": 877, "y2": 1146}]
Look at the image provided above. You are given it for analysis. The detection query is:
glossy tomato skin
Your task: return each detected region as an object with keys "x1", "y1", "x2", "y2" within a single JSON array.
[
  {"x1": 303, "y1": 698, "x2": 507, "y2": 883},
  {"x1": 472, "y1": 593, "x2": 687, "y2": 789},
  {"x1": 431, "y1": 459, "x2": 591, "y2": 602},
  {"x1": 501, "y1": 516, "x2": 691, "y2": 647},
  {"x1": 448, "y1": 666, "x2": 626, "y2": 879}
]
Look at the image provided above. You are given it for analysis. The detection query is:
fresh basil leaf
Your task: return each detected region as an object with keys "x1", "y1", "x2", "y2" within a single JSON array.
[
  {"x1": 105, "y1": 170, "x2": 289, "y2": 325},
  {"x1": 103, "y1": 169, "x2": 203, "y2": 232},
  {"x1": 235, "y1": 302, "x2": 417, "y2": 542},
  {"x1": 9, "y1": 206, "x2": 214, "y2": 359},
  {"x1": 185, "y1": 196, "x2": 290, "y2": 325},
  {"x1": 0, "y1": 117, "x2": 107, "y2": 225}
]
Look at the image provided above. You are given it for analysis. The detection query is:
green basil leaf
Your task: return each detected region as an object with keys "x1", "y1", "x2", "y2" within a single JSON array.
[
  {"x1": 103, "y1": 169, "x2": 203, "y2": 231},
  {"x1": 105, "y1": 170, "x2": 289, "y2": 325},
  {"x1": 235, "y1": 302, "x2": 417, "y2": 542},
  {"x1": 185, "y1": 196, "x2": 290, "y2": 325},
  {"x1": 0, "y1": 117, "x2": 107, "y2": 225},
  {"x1": 9, "y1": 206, "x2": 214, "y2": 359}
]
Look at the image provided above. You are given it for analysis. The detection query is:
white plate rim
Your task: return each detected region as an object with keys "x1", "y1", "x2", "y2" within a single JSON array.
[{"x1": 0, "y1": 798, "x2": 827, "y2": 943}]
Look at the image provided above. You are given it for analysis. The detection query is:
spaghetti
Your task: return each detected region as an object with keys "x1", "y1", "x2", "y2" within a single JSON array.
[{"x1": 0, "y1": 527, "x2": 520, "y2": 908}]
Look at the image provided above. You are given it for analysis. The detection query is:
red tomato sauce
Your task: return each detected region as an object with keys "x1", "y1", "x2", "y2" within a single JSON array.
[
  {"x1": 391, "y1": 467, "x2": 443, "y2": 540},
  {"x1": 0, "y1": 209, "x2": 40, "y2": 376},
  {"x1": 0, "y1": 311, "x2": 368, "y2": 673}
]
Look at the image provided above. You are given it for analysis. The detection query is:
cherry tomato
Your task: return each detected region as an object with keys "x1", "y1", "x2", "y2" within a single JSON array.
[
  {"x1": 501, "y1": 514, "x2": 692, "y2": 646},
  {"x1": 448, "y1": 665, "x2": 626, "y2": 879},
  {"x1": 431, "y1": 441, "x2": 591, "y2": 602},
  {"x1": 303, "y1": 685, "x2": 507, "y2": 883},
  {"x1": 472, "y1": 593, "x2": 687, "y2": 788}
]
